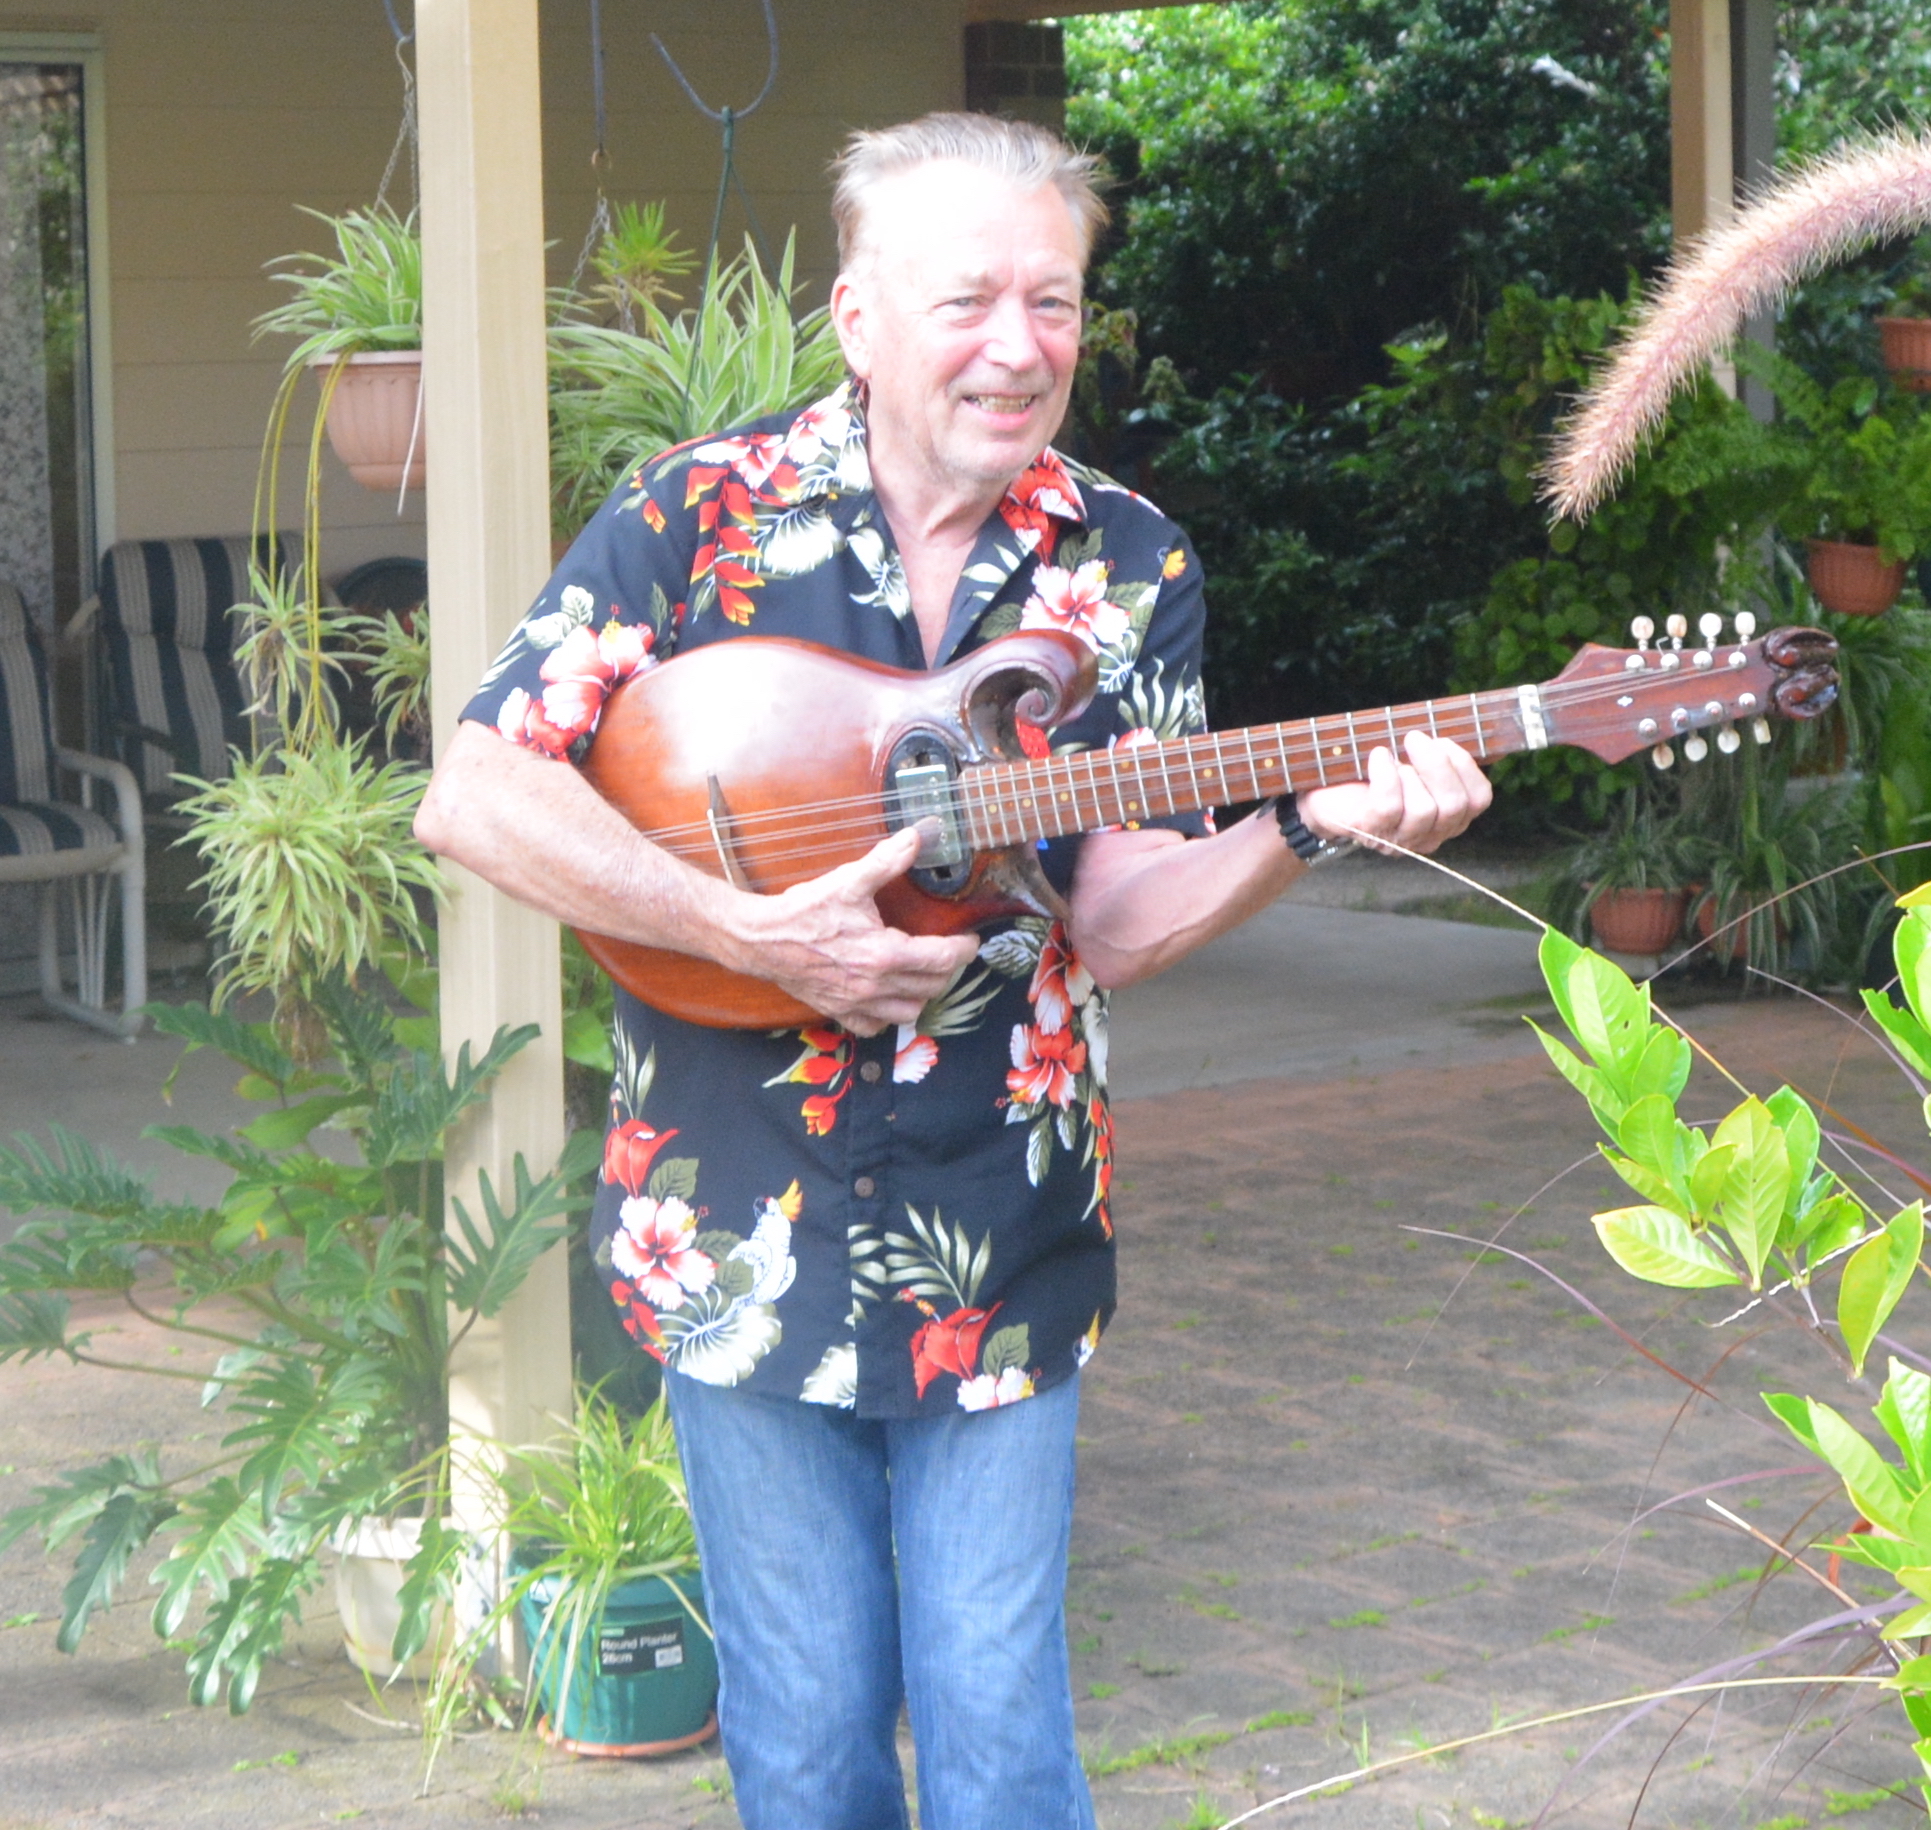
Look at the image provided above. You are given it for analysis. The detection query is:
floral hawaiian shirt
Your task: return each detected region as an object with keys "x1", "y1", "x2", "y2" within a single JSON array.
[{"x1": 460, "y1": 381, "x2": 1209, "y2": 1419}]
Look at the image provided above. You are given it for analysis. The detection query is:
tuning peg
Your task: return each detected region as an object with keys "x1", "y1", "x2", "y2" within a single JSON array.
[
  {"x1": 1751, "y1": 717, "x2": 1772, "y2": 745},
  {"x1": 1651, "y1": 742, "x2": 1676, "y2": 770},
  {"x1": 1630, "y1": 614, "x2": 1654, "y2": 651},
  {"x1": 1698, "y1": 613, "x2": 1723, "y2": 647},
  {"x1": 1734, "y1": 610, "x2": 1757, "y2": 641},
  {"x1": 1665, "y1": 614, "x2": 1688, "y2": 649},
  {"x1": 1717, "y1": 724, "x2": 1741, "y2": 754},
  {"x1": 1683, "y1": 733, "x2": 1709, "y2": 763}
]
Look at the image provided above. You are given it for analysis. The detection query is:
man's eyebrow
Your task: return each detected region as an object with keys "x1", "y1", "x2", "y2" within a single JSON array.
[{"x1": 932, "y1": 268, "x2": 1083, "y2": 295}]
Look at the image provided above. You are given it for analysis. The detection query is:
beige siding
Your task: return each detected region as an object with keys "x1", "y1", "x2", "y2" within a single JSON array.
[{"x1": 0, "y1": 0, "x2": 965, "y2": 581}]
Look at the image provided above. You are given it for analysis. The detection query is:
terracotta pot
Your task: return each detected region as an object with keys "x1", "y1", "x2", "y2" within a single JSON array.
[
  {"x1": 312, "y1": 350, "x2": 425, "y2": 491},
  {"x1": 1694, "y1": 894, "x2": 1785, "y2": 965},
  {"x1": 1878, "y1": 315, "x2": 1931, "y2": 392},
  {"x1": 1806, "y1": 538, "x2": 1905, "y2": 618},
  {"x1": 1588, "y1": 886, "x2": 1690, "y2": 955}
]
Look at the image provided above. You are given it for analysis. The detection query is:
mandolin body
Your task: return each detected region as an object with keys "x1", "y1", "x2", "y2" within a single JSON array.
[{"x1": 574, "y1": 630, "x2": 1099, "y2": 1029}]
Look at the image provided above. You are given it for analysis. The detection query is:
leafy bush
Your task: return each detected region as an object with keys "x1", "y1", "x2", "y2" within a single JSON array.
[{"x1": 0, "y1": 983, "x2": 596, "y2": 1712}]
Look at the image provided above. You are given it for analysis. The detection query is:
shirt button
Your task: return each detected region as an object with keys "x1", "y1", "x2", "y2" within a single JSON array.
[
  {"x1": 854, "y1": 1175, "x2": 877, "y2": 1198},
  {"x1": 859, "y1": 1060, "x2": 883, "y2": 1084}
]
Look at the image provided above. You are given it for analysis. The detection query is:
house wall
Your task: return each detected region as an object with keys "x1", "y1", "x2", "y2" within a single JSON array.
[{"x1": 0, "y1": 0, "x2": 965, "y2": 584}]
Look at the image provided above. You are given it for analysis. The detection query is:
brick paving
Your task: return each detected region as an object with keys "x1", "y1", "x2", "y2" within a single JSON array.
[{"x1": 5, "y1": 972, "x2": 1931, "y2": 1829}]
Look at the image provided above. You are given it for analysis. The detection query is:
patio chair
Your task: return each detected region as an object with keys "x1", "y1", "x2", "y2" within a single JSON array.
[
  {"x1": 70, "y1": 534, "x2": 300, "y2": 804},
  {"x1": 0, "y1": 580, "x2": 146, "y2": 1037}
]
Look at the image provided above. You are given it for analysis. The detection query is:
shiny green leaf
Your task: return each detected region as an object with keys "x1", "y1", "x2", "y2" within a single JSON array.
[
  {"x1": 1840, "y1": 1203, "x2": 1924, "y2": 1380},
  {"x1": 1808, "y1": 1399, "x2": 1912, "y2": 1536},
  {"x1": 1709, "y1": 1099, "x2": 1789, "y2": 1285},
  {"x1": 1593, "y1": 1205, "x2": 1739, "y2": 1288}
]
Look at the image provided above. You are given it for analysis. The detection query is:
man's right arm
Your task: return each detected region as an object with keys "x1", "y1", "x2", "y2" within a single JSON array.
[{"x1": 414, "y1": 722, "x2": 978, "y2": 1034}]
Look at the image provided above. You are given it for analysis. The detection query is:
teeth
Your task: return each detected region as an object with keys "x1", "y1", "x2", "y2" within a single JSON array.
[{"x1": 968, "y1": 395, "x2": 1033, "y2": 411}]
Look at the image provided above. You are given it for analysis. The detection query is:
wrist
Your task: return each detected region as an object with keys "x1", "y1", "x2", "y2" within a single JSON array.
[{"x1": 1271, "y1": 796, "x2": 1357, "y2": 867}]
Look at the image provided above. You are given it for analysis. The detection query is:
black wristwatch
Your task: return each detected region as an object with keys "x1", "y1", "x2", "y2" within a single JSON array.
[{"x1": 1271, "y1": 796, "x2": 1357, "y2": 866}]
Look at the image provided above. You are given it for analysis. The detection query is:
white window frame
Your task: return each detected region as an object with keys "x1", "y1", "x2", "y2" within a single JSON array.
[{"x1": 0, "y1": 31, "x2": 114, "y2": 567}]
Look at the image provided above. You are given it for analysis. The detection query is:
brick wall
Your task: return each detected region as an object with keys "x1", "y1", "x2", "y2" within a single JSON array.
[{"x1": 963, "y1": 20, "x2": 1065, "y2": 129}]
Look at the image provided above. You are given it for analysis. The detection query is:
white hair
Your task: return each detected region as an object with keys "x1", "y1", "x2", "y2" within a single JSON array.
[{"x1": 829, "y1": 112, "x2": 1108, "y2": 271}]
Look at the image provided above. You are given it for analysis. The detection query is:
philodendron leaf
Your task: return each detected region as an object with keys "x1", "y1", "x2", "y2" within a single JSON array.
[
  {"x1": 237, "y1": 1094, "x2": 364, "y2": 1153},
  {"x1": 1709, "y1": 1099, "x2": 1791, "y2": 1287},
  {"x1": 58, "y1": 1486, "x2": 177, "y2": 1653},
  {"x1": 1839, "y1": 1202, "x2": 1925, "y2": 1380},
  {"x1": 1807, "y1": 1398, "x2": 1914, "y2": 1538},
  {"x1": 1593, "y1": 1205, "x2": 1739, "y2": 1288}
]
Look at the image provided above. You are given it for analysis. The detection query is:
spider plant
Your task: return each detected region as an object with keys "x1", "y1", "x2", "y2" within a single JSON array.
[{"x1": 547, "y1": 232, "x2": 847, "y2": 541}]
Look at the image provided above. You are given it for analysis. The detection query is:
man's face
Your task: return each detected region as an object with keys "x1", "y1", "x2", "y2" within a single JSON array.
[{"x1": 831, "y1": 162, "x2": 1085, "y2": 504}]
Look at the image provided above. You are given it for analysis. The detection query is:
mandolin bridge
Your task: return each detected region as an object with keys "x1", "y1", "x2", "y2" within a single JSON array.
[{"x1": 885, "y1": 736, "x2": 971, "y2": 891}]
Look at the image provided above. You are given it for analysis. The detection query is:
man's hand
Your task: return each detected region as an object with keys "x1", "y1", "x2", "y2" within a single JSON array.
[
  {"x1": 1297, "y1": 730, "x2": 1490, "y2": 856},
  {"x1": 722, "y1": 824, "x2": 982, "y2": 1037}
]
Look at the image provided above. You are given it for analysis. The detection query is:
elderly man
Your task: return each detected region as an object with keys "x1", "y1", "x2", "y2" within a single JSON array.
[{"x1": 417, "y1": 113, "x2": 1487, "y2": 1830}]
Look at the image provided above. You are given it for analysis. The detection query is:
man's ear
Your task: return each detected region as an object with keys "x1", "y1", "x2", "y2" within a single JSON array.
[{"x1": 830, "y1": 270, "x2": 873, "y2": 381}]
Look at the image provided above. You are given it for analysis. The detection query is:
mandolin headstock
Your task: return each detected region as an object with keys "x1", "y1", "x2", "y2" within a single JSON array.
[{"x1": 1538, "y1": 613, "x2": 1839, "y2": 768}]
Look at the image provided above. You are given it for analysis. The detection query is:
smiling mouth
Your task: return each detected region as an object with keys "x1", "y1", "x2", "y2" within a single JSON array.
[{"x1": 963, "y1": 393, "x2": 1038, "y2": 415}]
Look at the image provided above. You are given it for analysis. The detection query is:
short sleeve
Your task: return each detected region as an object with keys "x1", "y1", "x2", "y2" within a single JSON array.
[{"x1": 458, "y1": 461, "x2": 689, "y2": 764}]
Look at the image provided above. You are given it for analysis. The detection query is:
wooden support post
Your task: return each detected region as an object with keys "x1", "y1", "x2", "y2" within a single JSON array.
[
  {"x1": 1671, "y1": 0, "x2": 1735, "y2": 393},
  {"x1": 417, "y1": 0, "x2": 571, "y2": 1485},
  {"x1": 1731, "y1": 0, "x2": 1778, "y2": 423}
]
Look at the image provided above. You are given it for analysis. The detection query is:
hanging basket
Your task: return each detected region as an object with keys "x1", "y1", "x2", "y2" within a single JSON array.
[
  {"x1": 311, "y1": 350, "x2": 426, "y2": 491},
  {"x1": 1587, "y1": 886, "x2": 1690, "y2": 956},
  {"x1": 1806, "y1": 538, "x2": 1905, "y2": 617},
  {"x1": 1877, "y1": 316, "x2": 1931, "y2": 392}
]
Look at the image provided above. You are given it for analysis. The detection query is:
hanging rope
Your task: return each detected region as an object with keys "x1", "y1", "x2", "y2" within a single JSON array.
[
  {"x1": 566, "y1": 0, "x2": 626, "y2": 325},
  {"x1": 649, "y1": 0, "x2": 785, "y2": 436},
  {"x1": 374, "y1": 0, "x2": 418, "y2": 216}
]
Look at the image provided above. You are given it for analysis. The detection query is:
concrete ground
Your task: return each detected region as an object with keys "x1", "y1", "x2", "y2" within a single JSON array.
[{"x1": 3, "y1": 842, "x2": 1928, "y2": 1829}]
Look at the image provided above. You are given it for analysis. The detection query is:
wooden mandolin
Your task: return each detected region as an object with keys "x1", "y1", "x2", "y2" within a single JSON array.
[{"x1": 574, "y1": 615, "x2": 1839, "y2": 1029}]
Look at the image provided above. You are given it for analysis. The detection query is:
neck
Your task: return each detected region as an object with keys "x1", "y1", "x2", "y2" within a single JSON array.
[
  {"x1": 864, "y1": 430, "x2": 1018, "y2": 548},
  {"x1": 956, "y1": 686, "x2": 1535, "y2": 848}
]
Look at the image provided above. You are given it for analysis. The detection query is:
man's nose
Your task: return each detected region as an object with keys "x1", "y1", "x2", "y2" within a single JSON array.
[{"x1": 980, "y1": 295, "x2": 1047, "y2": 374}]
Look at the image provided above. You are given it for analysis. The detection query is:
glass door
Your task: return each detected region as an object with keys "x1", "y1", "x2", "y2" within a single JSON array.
[{"x1": 0, "y1": 61, "x2": 93, "y2": 645}]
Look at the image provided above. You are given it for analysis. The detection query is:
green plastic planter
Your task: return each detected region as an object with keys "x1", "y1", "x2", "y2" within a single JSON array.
[{"x1": 513, "y1": 1556, "x2": 718, "y2": 1757}]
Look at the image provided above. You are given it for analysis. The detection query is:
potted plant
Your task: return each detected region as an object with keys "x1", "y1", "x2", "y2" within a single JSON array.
[
  {"x1": 254, "y1": 203, "x2": 425, "y2": 492},
  {"x1": 1748, "y1": 349, "x2": 1931, "y2": 616},
  {"x1": 1877, "y1": 260, "x2": 1931, "y2": 393},
  {"x1": 422, "y1": 1391, "x2": 716, "y2": 1767},
  {"x1": 1554, "y1": 786, "x2": 1697, "y2": 957}
]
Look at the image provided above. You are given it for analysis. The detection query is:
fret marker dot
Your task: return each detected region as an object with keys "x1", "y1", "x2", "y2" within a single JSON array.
[{"x1": 1127, "y1": 800, "x2": 1139, "y2": 813}]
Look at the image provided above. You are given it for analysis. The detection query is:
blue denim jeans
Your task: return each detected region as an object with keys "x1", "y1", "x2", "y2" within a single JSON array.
[{"x1": 663, "y1": 1370, "x2": 1096, "y2": 1830}]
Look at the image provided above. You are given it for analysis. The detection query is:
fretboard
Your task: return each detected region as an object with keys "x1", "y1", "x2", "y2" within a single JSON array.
[{"x1": 957, "y1": 688, "x2": 1533, "y2": 848}]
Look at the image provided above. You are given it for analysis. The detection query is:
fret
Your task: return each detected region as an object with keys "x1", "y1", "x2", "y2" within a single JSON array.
[
  {"x1": 961, "y1": 766, "x2": 988, "y2": 850},
  {"x1": 1199, "y1": 732, "x2": 1225, "y2": 810},
  {"x1": 1079, "y1": 749, "x2": 1103, "y2": 829},
  {"x1": 1425, "y1": 699, "x2": 1440, "y2": 739},
  {"x1": 1051, "y1": 756, "x2": 1078, "y2": 836},
  {"x1": 1343, "y1": 711, "x2": 1364, "y2": 777},
  {"x1": 1385, "y1": 704, "x2": 1400, "y2": 752},
  {"x1": 1126, "y1": 741, "x2": 1155, "y2": 825},
  {"x1": 1236, "y1": 726, "x2": 1258, "y2": 802},
  {"x1": 1155, "y1": 732, "x2": 1178, "y2": 818},
  {"x1": 1309, "y1": 719, "x2": 1330, "y2": 787},
  {"x1": 1107, "y1": 745, "x2": 1132, "y2": 826},
  {"x1": 1468, "y1": 694, "x2": 1488, "y2": 759}
]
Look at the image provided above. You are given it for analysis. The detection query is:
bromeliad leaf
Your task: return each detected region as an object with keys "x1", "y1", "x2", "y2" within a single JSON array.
[
  {"x1": 1593, "y1": 1205, "x2": 1740, "y2": 1288},
  {"x1": 1838, "y1": 1202, "x2": 1924, "y2": 1380},
  {"x1": 445, "y1": 1154, "x2": 582, "y2": 1320}
]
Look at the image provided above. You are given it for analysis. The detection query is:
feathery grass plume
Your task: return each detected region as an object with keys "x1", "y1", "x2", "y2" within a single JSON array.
[{"x1": 1545, "y1": 127, "x2": 1931, "y2": 522}]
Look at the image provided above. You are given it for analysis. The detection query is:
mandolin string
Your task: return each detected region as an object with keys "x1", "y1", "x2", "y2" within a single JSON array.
[{"x1": 616, "y1": 657, "x2": 1790, "y2": 875}]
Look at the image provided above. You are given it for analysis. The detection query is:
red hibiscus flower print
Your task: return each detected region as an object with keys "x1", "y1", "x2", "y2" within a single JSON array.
[
  {"x1": 1019, "y1": 561, "x2": 1130, "y2": 652},
  {"x1": 1090, "y1": 1099, "x2": 1115, "y2": 1239},
  {"x1": 893, "y1": 1029, "x2": 939, "y2": 1085},
  {"x1": 1028, "y1": 924, "x2": 1094, "y2": 1037},
  {"x1": 1007, "y1": 1021, "x2": 1087, "y2": 1109},
  {"x1": 1016, "y1": 718, "x2": 1051, "y2": 760},
  {"x1": 495, "y1": 686, "x2": 580, "y2": 758},
  {"x1": 642, "y1": 497, "x2": 667, "y2": 534},
  {"x1": 610, "y1": 1194, "x2": 715, "y2": 1309},
  {"x1": 603, "y1": 1119, "x2": 680, "y2": 1197},
  {"x1": 1000, "y1": 455, "x2": 1085, "y2": 556},
  {"x1": 908, "y1": 1301, "x2": 1001, "y2": 1400}
]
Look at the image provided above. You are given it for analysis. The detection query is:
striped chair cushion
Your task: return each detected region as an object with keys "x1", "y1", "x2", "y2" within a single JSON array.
[
  {"x1": 0, "y1": 801, "x2": 119, "y2": 858},
  {"x1": 0, "y1": 580, "x2": 56, "y2": 806},
  {"x1": 99, "y1": 535, "x2": 296, "y2": 796}
]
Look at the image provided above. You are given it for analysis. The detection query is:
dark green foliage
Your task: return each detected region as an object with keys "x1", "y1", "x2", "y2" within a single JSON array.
[
  {"x1": 1068, "y1": 0, "x2": 1672, "y2": 405},
  {"x1": 0, "y1": 979, "x2": 587, "y2": 1712}
]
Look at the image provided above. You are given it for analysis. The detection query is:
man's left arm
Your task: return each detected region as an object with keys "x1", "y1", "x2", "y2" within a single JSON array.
[{"x1": 1066, "y1": 723, "x2": 1491, "y2": 991}]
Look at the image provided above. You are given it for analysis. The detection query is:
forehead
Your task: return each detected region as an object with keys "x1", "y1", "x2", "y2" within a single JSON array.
[{"x1": 858, "y1": 161, "x2": 1086, "y2": 283}]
